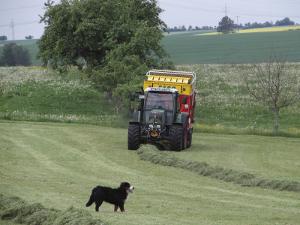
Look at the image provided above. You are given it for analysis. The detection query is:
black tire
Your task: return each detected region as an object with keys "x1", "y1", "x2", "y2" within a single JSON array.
[
  {"x1": 128, "y1": 124, "x2": 140, "y2": 150},
  {"x1": 169, "y1": 125, "x2": 183, "y2": 151},
  {"x1": 156, "y1": 144, "x2": 165, "y2": 151},
  {"x1": 187, "y1": 129, "x2": 193, "y2": 148}
]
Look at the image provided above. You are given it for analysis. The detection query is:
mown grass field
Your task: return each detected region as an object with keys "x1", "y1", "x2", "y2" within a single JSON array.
[
  {"x1": 162, "y1": 29, "x2": 300, "y2": 64},
  {"x1": 0, "y1": 121, "x2": 300, "y2": 225}
]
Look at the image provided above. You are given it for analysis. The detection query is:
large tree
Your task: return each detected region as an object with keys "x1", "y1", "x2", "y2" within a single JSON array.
[
  {"x1": 243, "y1": 58, "x2": 300, "y2": 134},
  {"x1": 39, "y1": 0, "x2": 171, "y2": 110},
  {"x1": 39, "y1": 0, "x2": 168, "y2": 69},
  {"x1": 217, "y1": 16, "x2": 234, "y2": 34}
]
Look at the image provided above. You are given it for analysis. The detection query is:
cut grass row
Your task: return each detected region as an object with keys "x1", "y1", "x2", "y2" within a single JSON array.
[
  {"x1": 0, "y1": 121, "x2": 300, "y2": 225},
  {"x1": 137, "y1": 148, "x2": 300, "y2": 192},
  {"x1": 0, "y1": 194, "x2": 105, "y2": 225}
]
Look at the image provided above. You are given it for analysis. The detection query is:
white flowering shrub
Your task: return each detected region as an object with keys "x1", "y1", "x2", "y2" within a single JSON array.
[{"x1": 178, "y1": 64, "x2": 300, "y2": 131}]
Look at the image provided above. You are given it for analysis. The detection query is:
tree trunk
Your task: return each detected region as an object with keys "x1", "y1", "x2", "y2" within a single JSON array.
[{"x1": 273, "y1": 108, "x2": 280, "y2": 135}]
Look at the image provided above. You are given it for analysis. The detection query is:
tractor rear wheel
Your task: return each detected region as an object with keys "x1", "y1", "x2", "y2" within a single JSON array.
[
  {"x1": 187, "y1": 129, "x2": 193, "y2": 148},
  {"x1": 169, "y1": 125, "x2": 183, "y2": 151},
  {"x1": 128, "y1": 124, "x2": 140, "y2": 150}
]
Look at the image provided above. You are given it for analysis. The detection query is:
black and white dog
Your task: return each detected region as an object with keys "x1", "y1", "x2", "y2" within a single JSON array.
[{"x1": 86, "y1": 182, "x2": 134, "y2": 212}]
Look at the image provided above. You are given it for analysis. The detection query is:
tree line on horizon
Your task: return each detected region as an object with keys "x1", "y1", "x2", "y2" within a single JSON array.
[{"x1": 166, "y1": 17, "x2": 297, "y2": 33}]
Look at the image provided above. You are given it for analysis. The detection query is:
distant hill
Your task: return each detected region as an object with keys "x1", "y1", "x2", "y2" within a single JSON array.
[
  {"x1": 162, "y1": 28, "x2": 300, "y2": 64},
  {"x1": 1, "y1": 26, "x2": 300, "y2": 65}
]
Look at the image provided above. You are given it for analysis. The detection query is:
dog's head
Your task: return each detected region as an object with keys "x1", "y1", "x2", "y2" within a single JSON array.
[{"x1": 119, "y1": 182, "x2": 134, "y2": 194}]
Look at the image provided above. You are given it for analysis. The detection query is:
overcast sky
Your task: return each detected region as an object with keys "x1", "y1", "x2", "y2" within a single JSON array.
[{"x1": 0, "y1": 0, "x2": 299, "y2": 40}]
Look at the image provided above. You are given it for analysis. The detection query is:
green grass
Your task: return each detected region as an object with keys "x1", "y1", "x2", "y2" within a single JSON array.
[
  {"x1": 1, "y1": 65, "x2": 300, "y2": 136},
  {"x1": 0, "y1": 121, "x2": 300, "y2": 225},
  {"x1": 184, "y1": 64, "x2": 300, "y2": 134},
  {"x1": 162, "y1": 30, "x2": 300, "y2": 64},
  {"x1": 167, "y1": 134, "x2": 300, "y2": 181},
  {"x1": 0, "y1": 220, "x2": 20, "y2": 225},
  {"x1": 137, "y1": 140, "x2": 300, "y2": 192},
  {"x1": 0, "y1": 67, "x2": 124, "y2": 126},
  {"x1": 0, "y1": 195, "x2": 105, "y2": 225}
]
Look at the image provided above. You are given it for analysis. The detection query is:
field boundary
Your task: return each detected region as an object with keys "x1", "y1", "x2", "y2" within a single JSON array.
[
  {"x1": 1, "y1": 116, "x2": 300, "y2": 139},
  {"x1": 0, "y1": 194, "x2": 106, "y2": 225},
  {"x1": 137, "y1": 148, "x2": 300, "y2": 192}
]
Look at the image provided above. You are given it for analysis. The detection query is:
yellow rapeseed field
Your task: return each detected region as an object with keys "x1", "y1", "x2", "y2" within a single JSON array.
[{"x1": 197, "y1": 25, "x2": 300, "y2": 36}]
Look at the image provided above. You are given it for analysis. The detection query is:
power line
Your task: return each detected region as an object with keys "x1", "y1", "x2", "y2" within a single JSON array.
[
  {"x1": 159, "y1": 1, "x2": 224, "y2": 14},
  {"x1": 0, "y1": 4, "x2": 42, "y2": 12},
  {"x1": 159, "y1": 0, "x2": 300, "y2": 19},
  {"x1": 0, "y1": 20, "x2": 39, "y2": 28}
]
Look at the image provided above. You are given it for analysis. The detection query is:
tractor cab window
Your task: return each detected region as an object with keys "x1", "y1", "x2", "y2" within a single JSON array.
[{"x1": 145, "y1": 92, "x2": 174, "y2": 111}]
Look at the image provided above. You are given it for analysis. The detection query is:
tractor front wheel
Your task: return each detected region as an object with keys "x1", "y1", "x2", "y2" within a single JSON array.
[
  {"x1": 187, "y1": 129, "x2": 193, "y2": 148},
  {"x1": 128, "y1": 124, "x2": 140, "y2": 150},
  {"x1": 169, "y1": 125, "x2": 183, "y2": 151}
]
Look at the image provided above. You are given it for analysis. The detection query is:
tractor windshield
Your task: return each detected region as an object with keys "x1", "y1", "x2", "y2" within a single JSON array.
[
  {"x1": 145, "y1": 92, "x2": 174, "y2": 111},
  {"x1": 144, "y1": 92, "x2": 175, "y2": 125}
]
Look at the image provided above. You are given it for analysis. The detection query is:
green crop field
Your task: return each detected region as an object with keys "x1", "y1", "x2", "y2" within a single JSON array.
[
  {"x1": 0, "y1": 121, "x2": 300, "y2": 225},
  {"x1": 162, "y1": 30, "x2": 300, "y2": 64},
  {"x1": 1, "y1": 27, "x2": 300, "y2": 65}
]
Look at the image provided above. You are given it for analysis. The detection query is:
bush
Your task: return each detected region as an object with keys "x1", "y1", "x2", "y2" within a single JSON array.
[{"x1": 0, "y1": 43, "x2": 31, "y2": 66}]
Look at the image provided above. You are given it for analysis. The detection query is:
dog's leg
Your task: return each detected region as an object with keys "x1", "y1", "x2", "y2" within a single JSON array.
[
  {"x1": 119, "y1": 203, "x2": 125, "y2": 212},
  {"x1": 95, "y1": 200, "x2": 103, "y2": 212},
  {"x1": 85, "y1": 194, "x2": 94, "y2": 207},
  {"x1": 114, "y1": 205, "x2": 119, "y2": 212}
]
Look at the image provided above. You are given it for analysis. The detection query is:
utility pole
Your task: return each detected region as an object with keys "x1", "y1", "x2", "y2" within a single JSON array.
[
  {"x1": 236, "y1": 16, "x2": 239, "y2": 31},
  {"x1": 10, "y1": 19, "x2": 15, "y2": 40}
]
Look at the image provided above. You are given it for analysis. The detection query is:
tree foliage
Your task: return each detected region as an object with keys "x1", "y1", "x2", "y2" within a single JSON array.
[
  {"x1": 0, "y1": 43, "x2": 31, "y2": 66},
  {"x1": 275, "y1": 17, "x2": 295, "y2": 26},
  {"x1": 39, "y1": 0, "x2": 172, "y2": 110},
  {"x1": 25, "y1": 35, "x2": 34, "y2": 40},
  {"x1": 243, "y1": 58, "x2": 300, "y2": 134},
  {"x1": 39, "y1": 0, "x2": 169, "y2": 69},
  {"x1": 0, "y1": 36, "x2": 7, "y2": 41},
  {"x1": 217, "y1": 16, "x2": 235, "y2": 34}
]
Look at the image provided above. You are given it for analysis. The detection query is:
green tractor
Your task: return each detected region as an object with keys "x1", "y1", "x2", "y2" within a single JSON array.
[{"x1": 128, "y1": 70, "x2": 196, "y2": 151}]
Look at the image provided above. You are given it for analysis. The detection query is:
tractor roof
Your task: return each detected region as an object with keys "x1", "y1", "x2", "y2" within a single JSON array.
[
  {"x1": 146, "y1": 70, "x2": 196, "y2": 84},
  {"x1": 145, "y1": 87, "x2": 178, "y2": 93},
  {"x1": 144, "y1": 70, "x2": 196, "y2": 95}
]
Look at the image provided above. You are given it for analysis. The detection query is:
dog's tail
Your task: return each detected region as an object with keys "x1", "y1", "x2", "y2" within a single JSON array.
[{"x1": 85, "y1": 193, "x2": 94, "y2": 207}]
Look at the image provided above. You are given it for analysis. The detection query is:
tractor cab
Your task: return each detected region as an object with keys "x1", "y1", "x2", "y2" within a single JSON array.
[
  {"x1": 142, "y1": 88, "x2": 178, "y2": 140},
  {"x1": 143, "y1": 88, "x2": 178, "y2": 125}
]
